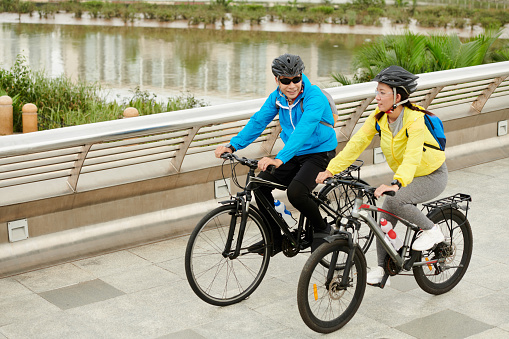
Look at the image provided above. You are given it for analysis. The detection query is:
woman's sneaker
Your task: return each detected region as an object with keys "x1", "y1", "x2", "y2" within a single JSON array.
[
  {"x1": 366, "y1": 266, "x2": 390, "y2": 286},
  {"x1": 412, "y1": 224, "x2": 445, "y2": 251}
]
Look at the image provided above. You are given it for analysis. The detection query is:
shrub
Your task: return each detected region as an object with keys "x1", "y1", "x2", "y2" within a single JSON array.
[{"x1": 0, "y1": 55, "x2": 208, "y2": 131}]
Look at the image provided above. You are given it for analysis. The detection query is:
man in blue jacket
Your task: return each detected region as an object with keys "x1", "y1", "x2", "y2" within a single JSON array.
[{"x1": 215, "y1": 53, "x2": 338, "y2": 254}]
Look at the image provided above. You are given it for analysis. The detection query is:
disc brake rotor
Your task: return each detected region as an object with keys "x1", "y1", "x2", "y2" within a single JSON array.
[{"x1": 328, "y1": 277, "x2": 346, "y2": 300}]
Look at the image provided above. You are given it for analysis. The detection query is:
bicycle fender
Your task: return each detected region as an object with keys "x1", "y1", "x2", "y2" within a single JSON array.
[
  {"x1": 324, "y1": 230, "x2": 351, "y2": 244},
  {"x1": 218, "y1": 199, "x2": 236, "y2": 206}
]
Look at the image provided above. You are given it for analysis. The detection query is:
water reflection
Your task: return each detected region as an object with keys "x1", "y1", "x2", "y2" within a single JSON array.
[{"x1": 1, "y1": 23, "x2": 374, "y2": 103}]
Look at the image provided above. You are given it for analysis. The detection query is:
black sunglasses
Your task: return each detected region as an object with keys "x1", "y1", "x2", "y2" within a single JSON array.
[{"x1": 279, "y1": 76, "x2": 302, "y2": 85}]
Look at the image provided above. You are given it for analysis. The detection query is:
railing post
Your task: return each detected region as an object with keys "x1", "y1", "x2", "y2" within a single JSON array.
[
  {"x1": 123, "y1": 107, "x2": 139, "y2": 118},
  {"x1": 0, "y1": 95, "x2": 13, "y2": 135},
  {"x1": 22, "y1": 103, "x2": 38, "y2": 133}
]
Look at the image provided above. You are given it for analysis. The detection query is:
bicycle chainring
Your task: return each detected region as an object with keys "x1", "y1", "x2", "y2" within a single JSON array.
[
  {"x1": 384, "y1": 254, "x2": 401, "y2": 276},
  {"x1": 282, "y1": 236, "x2": 299, "y2": 257}
]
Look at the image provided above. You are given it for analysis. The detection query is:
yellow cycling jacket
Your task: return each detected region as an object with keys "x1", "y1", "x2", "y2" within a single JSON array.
[{"x1": 326, "y1": 106, "x2": 446, "y2": 187}]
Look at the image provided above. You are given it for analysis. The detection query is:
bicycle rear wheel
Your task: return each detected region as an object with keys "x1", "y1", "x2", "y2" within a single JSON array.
[
  {"x1": 413, "y1": 208, "x2": 473, "y2": 295},
  {"x1": 185, "y1": 204, "x2": 271, "y2": 306},
  {"x1": 319, "y1": 179, "x2": 376, "y2": 253},
  {"x1": 297, "y1": 240, "x2": 367, "y2": 333}
]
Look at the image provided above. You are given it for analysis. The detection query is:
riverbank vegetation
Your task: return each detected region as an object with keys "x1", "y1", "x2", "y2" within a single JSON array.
[
  {"x1": 1, "y1": 0, "x2": 508, "y2": 30},
  {"x1": 0, "y1": 55, "x2": 207, "y2": 132},
  {"x1": 332, "y1": 29, "x2": 509, "y2": 84}
]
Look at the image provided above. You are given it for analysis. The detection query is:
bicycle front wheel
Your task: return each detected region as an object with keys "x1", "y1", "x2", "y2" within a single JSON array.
[
  {"x1": 319, "y1": 179, "x2": 376, "y2": 253},
  {"x1": 185, "y1": 204, "x2": 271, "y2": 306},
  {"x1": 297, "y1": 240, "x2": 367, "y2": 333},
  {"x1": 413, "y1": 208, "x2": 473, "y2": 295}
]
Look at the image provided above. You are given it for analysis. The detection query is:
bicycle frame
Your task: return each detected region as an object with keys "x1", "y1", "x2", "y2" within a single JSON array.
[
  {"x1": 220, "y1": 158, "x2": 307, "y2": 259},
  {"x1": 220, "y1": 154, "x2": 343, "y2": 259},
  {"x1": 333, "y1": 181, "x2": 469, "y2": 273},
  {"x1": 353, "y1": 195, "x2": 417, "y2": 269}
]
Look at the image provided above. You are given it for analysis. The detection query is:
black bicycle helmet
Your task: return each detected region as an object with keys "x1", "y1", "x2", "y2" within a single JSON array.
[
  {"x1": 373, "y1": 65, "x2": 419, "y2": 94},
  {"x1": 271, "y1": 53, "x2": 305, "y2": 77}
]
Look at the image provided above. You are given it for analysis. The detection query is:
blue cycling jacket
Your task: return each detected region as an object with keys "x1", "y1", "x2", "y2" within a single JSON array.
[{"x1": 229, "y1": 74, "x2": 338, "y2": 164}]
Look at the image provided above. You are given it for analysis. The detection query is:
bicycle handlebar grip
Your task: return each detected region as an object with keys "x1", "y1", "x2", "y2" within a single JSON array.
[
  {"x1": 266, "y1": 165, "x2": 276, "y2": 175},
  {"x1": 384, "y1": 191, "x2": 396, "y2": 197}
]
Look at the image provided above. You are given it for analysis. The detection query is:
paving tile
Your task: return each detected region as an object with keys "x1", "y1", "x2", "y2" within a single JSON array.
[
  {"x1": 191, "y1": 303, "x2": 286, "y2": 339},
  {"x1": 158, "y1": 329, "x2": 207, "y2": 339},
  {"x1": 466, "y1": 327, "x2": 509, "y2": 339},
  {"x1": 0, "y1": 277, "x2": 33, "y2": 300},
  {"x1": 450, "y1": 292, "x2": 509, "y2": 327},
  {"x1": 100, "y1": 264, "x2": 181, "y2": 294},
  {"x1": 242, "y1": 276, "x2": 296, "y2": 311},
  {"x1": 396, "y1": 309, "x2": 493, "y2": 339},
  {"x1": 13, "y1": 263, "x2": 96, "y2": 293},
  {"x1": 156, "y1": 260, "x2": 187, "y2": 285},
  {"x1": 0, "y1": 304, "x2": 147, "y2": 339},
  {"x1": 265, "y1": 252, "x2": 309, "y2": 283},
  {"x1": 0, "y1": 294, "x2": 60, "y2": 327},
  {"x1": 464, "y1": 262, "x2": 509, "y2": 292},
  {"x1": 73, "y1": 250, "x2": 152, "y2": 277},
  {"x1": 335, "y1": 312, "x2": 414, "y2": 339},
  {"x1": 359, "y1": 286, "x2": 449, "y2": 328},
  {"x1": 407, "y1": 278, "x2": 494, "y2": 309},
  {"x1": 38, "y1": 279, "x2": 125, "y2": 310},
  {"x1": 129, "y1": 236, "x2": 189, "y2": 263}
]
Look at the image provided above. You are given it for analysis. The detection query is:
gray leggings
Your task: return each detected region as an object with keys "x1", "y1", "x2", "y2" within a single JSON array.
[{"x1": 376, "y1": 162, "x2": 448, "y2": 267}]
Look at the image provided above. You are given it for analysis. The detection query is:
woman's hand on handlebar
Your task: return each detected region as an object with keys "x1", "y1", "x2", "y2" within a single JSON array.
[
  {"x1": 215, "y1": 145, "x2": 232, "y2": 158},
  {"x1": 374, "y1": 184, "x2": 399, "y2": 198},
  {"x1": 315, "y1": 170, "x2": 333, "y2": 184},
  {"x1": 258, "y1": 157, "x2": 282, "y2": 172}
]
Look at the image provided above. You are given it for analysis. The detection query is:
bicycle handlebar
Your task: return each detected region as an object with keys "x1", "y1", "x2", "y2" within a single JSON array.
[
  {"x1": 220, "y1": 152, "x2": 276, "y2": 174},
  {"x1": 324, "y1": 176, "x2": 396, "y2": 197}
]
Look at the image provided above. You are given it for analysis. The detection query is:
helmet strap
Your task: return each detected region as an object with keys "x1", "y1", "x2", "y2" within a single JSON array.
[{"x1": 391, "y1": 87, "x2": 408, "y2": 110}]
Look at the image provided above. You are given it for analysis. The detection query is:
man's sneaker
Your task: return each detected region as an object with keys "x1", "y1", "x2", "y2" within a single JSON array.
[
  {"x1": 311, "y1": 224, "x2": 334, "y2": 252},
  {"x1": 366, "y1": 266, "x2": 390, "y2": 286},
  {"x1": 412, "y1": 224, "x2": 445, "y2": 251}
]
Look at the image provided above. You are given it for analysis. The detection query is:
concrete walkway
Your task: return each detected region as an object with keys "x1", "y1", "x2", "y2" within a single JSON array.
[{"x1": 1, "y1": 158, "x2": 508, "y2": 339}]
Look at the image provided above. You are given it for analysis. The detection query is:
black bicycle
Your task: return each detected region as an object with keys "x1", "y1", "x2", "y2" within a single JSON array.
[
  {"x1": 297, "y1": 177, "x2": 473, "y2": 333},
  {"x1": 184, "y1": 153, "x2": 376, "y2": 306}
]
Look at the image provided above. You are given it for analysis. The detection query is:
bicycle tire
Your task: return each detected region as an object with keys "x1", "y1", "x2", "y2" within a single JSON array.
[
  {"x1": 185, "y1": 204, "x2": 271, "y2": 306},
  {"x1": 319, "y1": 179, "x2": 376, "y2": 253},
  {"x1": 297, "y1": 240, "x2": 367, "y2": 333},
  {"x1": 413, "y1": 208, "x2": 473, "y2": 295}
]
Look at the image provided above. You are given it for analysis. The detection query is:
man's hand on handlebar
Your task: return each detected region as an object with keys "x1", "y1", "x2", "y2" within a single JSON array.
[
  {"x1": 316, "y1": 170, "x2": 333, "y2": 184},
  {"x1": 258, "y1": 157, "x2": 282, "y2": 172},
  {"x1": 215, "y1": 145, "x2": 232, "y2": 158},
  {"x1": 374, "y1": 184, "x2": 399, "y2": 198}
]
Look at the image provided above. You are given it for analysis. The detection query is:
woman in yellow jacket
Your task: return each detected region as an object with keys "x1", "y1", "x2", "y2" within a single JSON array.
[{"x1": 316, "y1": 66, "x2": 448, "y2": 285}]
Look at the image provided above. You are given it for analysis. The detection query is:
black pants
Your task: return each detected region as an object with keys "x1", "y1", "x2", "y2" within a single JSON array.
[{"x1": 257, "y1": 150, "x2": 336, "y2": 243}]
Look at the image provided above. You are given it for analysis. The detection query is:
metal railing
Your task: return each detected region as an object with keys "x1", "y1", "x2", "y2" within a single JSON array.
[{"x1": 1, "y1": 61, "x2": 508, "y2": 209}]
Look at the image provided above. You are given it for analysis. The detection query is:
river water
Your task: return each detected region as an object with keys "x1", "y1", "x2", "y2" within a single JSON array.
[{"x1": 0, "y1": 13, "x2": 506, "y2": 105}]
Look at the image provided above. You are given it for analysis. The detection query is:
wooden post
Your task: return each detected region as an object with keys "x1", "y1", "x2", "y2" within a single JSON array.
[
  {"x1": 22, "y1": 103, "x2": 38, "y2": 133},
  {"x1": 123, "y1": 107, "x2": 139, "y2": 118},
  {"x1": 0, "y1": 95, "x2": 13, "y2": 135}
]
